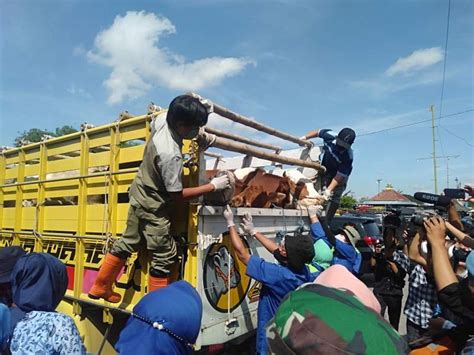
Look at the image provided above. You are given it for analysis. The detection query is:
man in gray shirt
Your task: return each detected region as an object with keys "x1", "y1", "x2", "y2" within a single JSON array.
[{"x1": 89, "y1": 95, "x2": 230, "y2": 303}]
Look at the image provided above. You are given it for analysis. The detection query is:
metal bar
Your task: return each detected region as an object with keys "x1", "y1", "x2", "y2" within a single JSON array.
[
  {"x1": 34, "y1": 144, "x2": 48, "y2": 252},
  {"x1": 74, "y1": 133, "x2": 89, "y2": 308},
  {"x1": 0, "y1": 153, "x2": 5, "y2": 231},
  {"x1": 212, "y1": 102, "x2": 311, "y2": 147},
  {"x1": 203, "y1": 152, "x2": 223, "y2": 159},
  {"x1": 212, "y1": 137, "x2": 325, "y2": 172},
  {"x1": 109, "y1": 125, "x2": 120, "y2": 238},
  {"x1": 13, "y1": 150, "x2": 26, "y2": 240},
  {"x1": 0, "y1": 167, "x2": 139, "y2": 188},
  {"x1": 205, "y1": 127, "x2": 281, "y2": 151},
  {"x1": 63, "y1": 294, "x2": 131, "y2": 315},
  {"x1": 0, "y1": 230, "x2": 113, "y2": 241}
]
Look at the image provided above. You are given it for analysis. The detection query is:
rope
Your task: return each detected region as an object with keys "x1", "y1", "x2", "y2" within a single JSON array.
[
  {"x1": 97, "y1": 323, "x2": 111, "y2": 355},
  {"x1": 32, "y1": 201, "x2": 45, "y2": 242},
  {"x1": 227, "y1": 243, "x2": 232, "y2": 323},
  {"x1": 102, "y1": 120, "x2": 121, "y2": 255}
]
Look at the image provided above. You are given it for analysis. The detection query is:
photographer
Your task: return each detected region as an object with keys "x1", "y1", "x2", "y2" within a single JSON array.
[
  {"x1": 404, "y1": 225, "x2": 438, "y2": 343},
  {"x1": 371, "y1": 214, "x2": 409, "y2": 330},
  {"x1": 423, "y1": 217, "x2": 474, "y2": 352}
]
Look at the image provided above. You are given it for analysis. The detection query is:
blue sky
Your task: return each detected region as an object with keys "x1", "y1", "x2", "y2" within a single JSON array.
[{"x1": 1, "y1": 0, "x2": 472, "y2": 198}]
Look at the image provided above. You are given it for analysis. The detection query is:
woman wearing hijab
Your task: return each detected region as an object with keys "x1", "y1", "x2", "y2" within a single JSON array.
[
  {"x1": 0, "y1": 303, "x2": 11, "y2": 353},
  {"x1": 9, "y1": 253, "x2": 85, "y2": 355},
  {"x1": 116, "y1": 280, "x2": 203, "y2": 354}
]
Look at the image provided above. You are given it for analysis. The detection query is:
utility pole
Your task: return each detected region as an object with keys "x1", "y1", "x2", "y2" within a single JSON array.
[
  {"x1": 429, "y1": 105, "x2": 438, "y2": 194},
  {"x1": 417, "y1": 155, "x2": 459, "y2": 190},
  {"x1": 377, "y1": 179, "x2": 382, "y2": 193}
]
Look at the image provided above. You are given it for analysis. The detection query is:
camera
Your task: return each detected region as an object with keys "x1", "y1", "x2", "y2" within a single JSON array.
[
  {"x1": 449, "y1": 246, "x2": 470, "y2": 264},
  {"x1": 373, "y1": 239, "x2": 385, "y2": 256},
  {"x1": 411, "y1": 215, "x2": 425, "y2": 227}
]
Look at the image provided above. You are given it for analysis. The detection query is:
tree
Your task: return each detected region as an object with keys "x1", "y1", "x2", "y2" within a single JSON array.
[
  {"x1": 14, "y1": 125, "x2": 78, "y2": 147},
  {"x1": 340, "y1": 194, "x2": 358, "y2": 209}
]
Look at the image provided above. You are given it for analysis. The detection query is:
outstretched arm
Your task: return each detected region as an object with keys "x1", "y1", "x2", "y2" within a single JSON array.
[
  {"x1": 301, "y1": 129, "x2": 320, "y2": 140},
  {"x1": 171, "y1": 174, "x2": 230, "y2": 202},
  {"x1": 223, "y1": 206, "x2": 250, "y2": 265},
  {"x1": 240, "y1": 213, "x2": 278, "y2": 254},
  {"x1": 424, "y1": 217, "x2": 458, "y2": 291}
]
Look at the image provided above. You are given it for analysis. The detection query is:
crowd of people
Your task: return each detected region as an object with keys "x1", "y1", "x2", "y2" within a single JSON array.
[{"x1": 0, "y1": 94, "x2": 473, "y2": 354}]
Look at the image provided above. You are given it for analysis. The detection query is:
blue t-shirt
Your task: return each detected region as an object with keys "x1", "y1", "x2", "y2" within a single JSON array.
[
  {"x1": 310, "y1": 222, "x2": 361, "y2": 274},
  {"x1": 318, "y1": 129, "x2": 353, "y2": 180},
  {"x1": 246, "y1": 255, "x2": 315, "y2": 355}
]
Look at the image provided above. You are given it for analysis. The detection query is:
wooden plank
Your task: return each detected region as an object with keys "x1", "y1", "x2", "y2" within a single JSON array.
[
  {"x1": 118, "y1": 145, "x2": 145, "y2": 164},
  {"x1": 2, "y1": 208, "x2": 15, "y2": 229},
  {"x1": 44, "y1": 206, "x2": 78, "y2": 231},
  {"x1": 89, "y1": 151, "x2": 110, "y2": 168},
  {"x1": 46, "y1": 140, "x2": 81, "y2": 157},
  {"x1": 47, "y1": 157, "x2": 81, "y2": 174}
]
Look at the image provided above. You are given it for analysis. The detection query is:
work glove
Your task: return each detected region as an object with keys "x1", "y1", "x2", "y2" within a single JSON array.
[
  {"x1": 299, "y1": 135, "x2": 314, "y2": 148},
  {"x1": 322, "y1": 188, "x2": 333, "y2": 201},
  {"x1": 223, "y1": 205, "x2": 235, "y2": 227},
  {"x1": 240, "y1": 212, "x2": 256, "y2": 236},
  {"x1": 307, "y1": 204, "x2": 323, "y2": 218},
  {"x1": 211, "y1": 174, "x2": 231, "y2": 191}
]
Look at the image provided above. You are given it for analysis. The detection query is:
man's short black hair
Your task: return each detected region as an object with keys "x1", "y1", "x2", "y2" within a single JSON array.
[{"x1": 166, "y1": 95, "x2": 209, "y2": 129}]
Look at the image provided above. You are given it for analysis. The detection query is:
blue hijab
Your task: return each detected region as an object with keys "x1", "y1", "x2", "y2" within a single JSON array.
[
  {"x1": 116, "y1": 281, "x2": 203, "y2": 355},
  {"x1": 11, "y1": 253, "x2": 67, "y2": 312},
  {"x1": 0, "y1": 303, "x2": 11, "y2": 351}
]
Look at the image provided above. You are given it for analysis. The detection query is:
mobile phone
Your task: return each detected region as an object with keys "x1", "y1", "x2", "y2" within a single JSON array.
[{"x1": 443, "y1": 188, "x2": 466, "y2": 199}]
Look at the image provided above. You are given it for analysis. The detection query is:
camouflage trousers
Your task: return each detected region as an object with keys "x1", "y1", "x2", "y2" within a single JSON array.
[{"x1": 110, "y1": 204, "x2": 177, "y2": 277}]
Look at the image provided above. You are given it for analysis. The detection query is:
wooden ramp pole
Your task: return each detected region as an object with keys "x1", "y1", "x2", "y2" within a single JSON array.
[
  {"x1": 205, "y1": 127, "x2": 282, "y2": 152},
  {"x1": 212, "y1": 103, "x2": 311, "y2": 147},
  {"x1": 212, "y1": 137, "x2": 325, "y2": 172}
]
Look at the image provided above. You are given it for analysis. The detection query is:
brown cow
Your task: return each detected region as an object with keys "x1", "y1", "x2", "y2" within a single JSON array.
[{"x1": 230, "y1": 169, "x2": 296, "y2": 208}]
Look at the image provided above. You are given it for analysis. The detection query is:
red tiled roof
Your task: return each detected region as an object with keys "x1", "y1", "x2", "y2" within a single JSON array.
[{"x1": 369, "y1": 189, "x2": 410, "y2": 202}]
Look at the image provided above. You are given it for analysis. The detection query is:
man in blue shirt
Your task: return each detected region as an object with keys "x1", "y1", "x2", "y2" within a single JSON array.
[
  {"x1": 307, "y1": 205, "x2": 362, "y2": 274},
  {"x1": 223, "y1": 206, "x2": 315, "y2": 354},
  {"x1": 301, "y1": 127, "x2": 356, "y2": 222}
]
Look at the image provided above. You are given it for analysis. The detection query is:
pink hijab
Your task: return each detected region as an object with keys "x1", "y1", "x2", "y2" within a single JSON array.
[{"x1": 314, "y1": 264, "x2": 381, "y2": 313}]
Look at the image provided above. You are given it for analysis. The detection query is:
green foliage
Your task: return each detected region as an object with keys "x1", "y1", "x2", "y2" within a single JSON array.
[
  {"x1": 55, "y1": 125, "x2": 77, "y2": 136},
  {"x1": 340, "y1": 194, "x2": 358, "y2": 209},
  {"x1": 14, "y1": 125, "x2": 78, "y2": 147}
]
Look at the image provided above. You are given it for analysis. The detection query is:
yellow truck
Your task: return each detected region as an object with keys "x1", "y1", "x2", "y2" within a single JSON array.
[{"x1": 0, "y1": 97, "x2": 324, "y2": 353}]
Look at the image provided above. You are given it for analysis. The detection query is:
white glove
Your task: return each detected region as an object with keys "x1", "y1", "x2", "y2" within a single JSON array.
[
  {"x1": 307, "y1": 205, "x2": 323, "y2": 218},
  {"x1": 223, "y1": 205, "x2": 235, "y2": 227},
  {"x1": 300, "y1": 135, "x2": 314, "y2": 148},
  {"x1": 322, "y1": 189, "x2": 333, "y2": 201},
  {"x1": 240, "y1": 212, "x2": 256, "y2": 236},
  {"x1": 210, "y1": 174, "x2": 230, "y2": 192}
]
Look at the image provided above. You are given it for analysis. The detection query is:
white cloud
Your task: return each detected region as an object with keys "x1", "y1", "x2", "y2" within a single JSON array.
[
  {"x1": 385, "y1": 47, "x2": 444, "y2": 76},
  {"x1": 66, "y1": 84, "x2": 91, "y2": 98},
  {"x1": 86, "y1": 11, "x2": 254, "y2": 104}
]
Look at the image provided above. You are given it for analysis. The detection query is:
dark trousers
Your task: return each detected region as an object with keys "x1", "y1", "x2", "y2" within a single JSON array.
[
  {"x1": 374, "y1": 293, "x2": 403, "y2": 330},
  {"x1": 406, "y1": 319, "x2": 428, "y2": 344}
]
